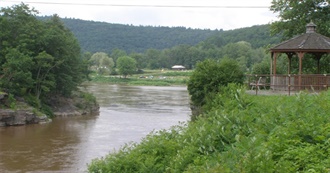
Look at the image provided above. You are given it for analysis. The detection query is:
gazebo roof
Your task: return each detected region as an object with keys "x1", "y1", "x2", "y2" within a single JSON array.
[{"x1": 270, "y1": 22, "x2": 330, "y2": 53}]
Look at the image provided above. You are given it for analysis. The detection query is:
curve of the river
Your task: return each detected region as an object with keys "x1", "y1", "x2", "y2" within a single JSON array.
[{"x1": 0, "y1": 84, "x2": 191, "y2": 172}]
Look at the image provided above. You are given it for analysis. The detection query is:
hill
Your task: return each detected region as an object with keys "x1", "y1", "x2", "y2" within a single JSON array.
[
  {"x1": 59, "y1": 18, "x2": 218, "y2": 54},
  {"x1": 40, "y1": 17, "x2": 281, "y2": 54},
  {"x1": 204, "y1": 25, "x2": 281, "y2": 49}
]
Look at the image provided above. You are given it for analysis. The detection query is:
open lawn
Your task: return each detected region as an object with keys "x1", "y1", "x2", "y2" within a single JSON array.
[{"x1": 89, "y1": 70, "x2": 192, "y2": 86}]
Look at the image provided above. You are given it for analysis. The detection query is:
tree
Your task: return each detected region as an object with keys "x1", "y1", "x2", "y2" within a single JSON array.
[
  {"x1": 270, "y1": 0, "x2": 330, "y2": 39},
  {"x1": 116, "y1": 56, "x2": 137, "y2": 78},
  {"x1": 0, "y1": 4, "x2": 88, "y2": 100},
  {"x1": 187, "y1": 58, "x2": 244, "y2": 108},
  {"x1": 221, "y1": 41, "x2": 254, "y2": 71},
  {"x1": 43, "y1": 14, "x2": 85, "y2": 96},
  {"x1": 89, "y1": 52, "x2": 114, "y2": 75},
  {"x1": 145, "y1": 49, "x2": 162, "y2": 69},
  {"x1": 130, "y1": 52, "x2": 147, "y2": 71},
  {"x1": 1, "y1": 48, "x2": 34, "y2": 96},
  {"x1": 111, "y1": 48, "x2": 127, "y2": 65}
]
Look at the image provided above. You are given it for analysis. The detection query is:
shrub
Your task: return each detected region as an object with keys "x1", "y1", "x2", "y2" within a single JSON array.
[{"x1": 187, "y1": 58, "x2": 244, "y2": 117}]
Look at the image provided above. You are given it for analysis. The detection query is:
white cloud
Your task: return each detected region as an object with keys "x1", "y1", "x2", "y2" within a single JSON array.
[{"x1": 1, "y1": 0, "x2": 278, "y2": 30}]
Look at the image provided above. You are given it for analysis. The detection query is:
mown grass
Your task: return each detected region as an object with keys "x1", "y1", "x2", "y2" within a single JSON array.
[
  {"x1": 89, "y1": 70, "x2": 191, "y2": 86},
  {"x1": 88, "y1": 84, "x2": 330, "y2": 173}
]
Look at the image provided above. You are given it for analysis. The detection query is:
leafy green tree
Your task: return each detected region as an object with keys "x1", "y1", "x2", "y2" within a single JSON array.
[
  {"x1": 270, "y1": 0, "x2": 330, "y2": 38},
  {"x1": 145, "y1": 49, "x2": 162, "y2": 69},
  {"x1": 33, "y1": 51, "x2": 58, "y2": 101},
  {"x1": 43, "y1": 14, "x2": 84, "y2": 96},
  {"x1": 187, "y1": 58, "x2": 244, "y2": 108},
  {"x1": 89, "y1": 52, "x2": 114, "y2": 75},
  {"x1": 130, "y1": 52, "x2": 147, "y2": 70},
  {"x1": 80, "y1": 52, "x2": 93, "y2": 80},
  {"x1": 111, "y1": 48, "x2": 127, "y2": 65},
  {"x1": 0, "y1": 4, "x2": 88, "y2": 102},
  {"x1": 1, "y1": 48, "x2": 34, "y2": 95},
  {"x1": 221, "y1": 41, "x2": 254, "y2": 71},
  {"x1": 116, "y1": 56, "x2": 137, "y2": 78}
]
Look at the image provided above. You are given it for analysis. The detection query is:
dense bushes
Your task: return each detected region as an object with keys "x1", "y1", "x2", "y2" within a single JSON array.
[
  {"x1": 187, "y1": 58, "x2": 244, "y2": 118},
  {"x1": 88, "y1": 85, "x2": 330, "y2": 172}
]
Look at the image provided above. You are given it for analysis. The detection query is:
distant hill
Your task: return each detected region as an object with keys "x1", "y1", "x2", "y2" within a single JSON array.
[
  {"x1": 204, "y1": 25, "x2": 281, "y2": 48},
  {"x1": 59, "y1": 18, "x2": 218, "y2": 54},
  {"x1": 39, "y1": 17, "x2": 281, "y2": 54}
]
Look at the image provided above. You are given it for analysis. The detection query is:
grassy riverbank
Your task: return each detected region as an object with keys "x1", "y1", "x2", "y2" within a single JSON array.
[
  {"x1": 88, "y1": 84, "x2": 330, "y2": 172},
  {"x1": 89, "y1": 70, "x2": 192, "y2": 86}
]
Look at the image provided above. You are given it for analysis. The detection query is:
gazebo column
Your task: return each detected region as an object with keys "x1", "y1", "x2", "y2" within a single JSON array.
[
  {"x1": 286, "y1": 53, "x2": 294, "y2": 74},
  {"x1": 297, "y1": 52, "x2": 305, "y2": 89},
  {"x1": 273, "y1": 53, "x2": 278, "y2": 75},
  {"x1": 272, "y1": 52, "x2": 279, "y2": 89},
  {"x1": 315, "y1": 54, "x2": 323, "y2": 74}
]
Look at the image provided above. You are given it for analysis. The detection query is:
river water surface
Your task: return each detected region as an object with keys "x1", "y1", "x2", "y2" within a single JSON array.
[{"x1": 0, "y1": 84, "x2": 191, "y2": 172}]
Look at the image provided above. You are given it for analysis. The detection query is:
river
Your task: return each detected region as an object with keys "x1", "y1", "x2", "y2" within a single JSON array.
[{"x1": 0, "y1": 84, "x2": 191, "y2": 172}]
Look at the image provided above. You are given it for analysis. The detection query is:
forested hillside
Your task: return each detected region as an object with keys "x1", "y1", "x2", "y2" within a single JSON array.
[
  {"x1": 40, "y1": 17, "x2": 281, "y2": 54},
  {"x1": 59, "y1": 18, "x2": 218, "y2": 53},
  {"x1": 204, "y1": 25, "x2": 281, "y2": 49}
]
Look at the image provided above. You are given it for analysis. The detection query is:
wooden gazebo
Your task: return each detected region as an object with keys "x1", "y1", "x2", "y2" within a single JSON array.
[{"x1": 270, "y1": 21, "x2": 330, "y2": 91}]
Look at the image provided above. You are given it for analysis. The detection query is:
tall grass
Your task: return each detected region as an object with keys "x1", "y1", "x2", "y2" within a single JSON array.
[{"x1": 88, "y1": 85, "x2": 330, "y2": 172}]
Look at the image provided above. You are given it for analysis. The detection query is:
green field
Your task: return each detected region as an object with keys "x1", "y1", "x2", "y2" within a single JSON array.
[{"x1": 89, "y1": 70, "x2": 192, "y2": 86}]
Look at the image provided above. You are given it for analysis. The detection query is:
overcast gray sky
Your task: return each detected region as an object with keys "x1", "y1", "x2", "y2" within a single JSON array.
[{"x1": 1, "y1": 0, "x2": 278, "y2": 30}]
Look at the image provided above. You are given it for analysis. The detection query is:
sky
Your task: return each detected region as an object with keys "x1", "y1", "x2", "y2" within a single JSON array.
[{"x1": 1, "y1": 0, "x2": 278, "y2": 30}]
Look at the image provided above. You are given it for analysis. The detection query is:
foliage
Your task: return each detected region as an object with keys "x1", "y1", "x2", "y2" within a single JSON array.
[
  {"x1": 8, "y1": 94, "x2": 16, "y2": 109},
  {"x1": 203, "y1": 24, "x2": 281, "y2": 49},
  {"x1": 116, "y1": 56, "x2": 137, "y2": 78},
  {"x1": 0, "y1": 4, "x2": 88, "y2": 109},
  {"x1": 270, "y1": 0, "x2": 330, "y2": 39},
  {"x1": 43, "y1": 17, "x2": 281, "y2": 54},
  {"x1": 55, "y1": 18, "x2": 217, "y2": 54},
  {"x1": 89, "y1": 52, "x2": 115, "y2": 75},
  {"x1": 39, "y1": 17, "x2": 281, "y2": 71},
  {"x1": 88, "y1": 85, "x2": 330, "y2": 173},
  {"x1": 187, "y1": 58, "x2": 244, "y2": 107}
]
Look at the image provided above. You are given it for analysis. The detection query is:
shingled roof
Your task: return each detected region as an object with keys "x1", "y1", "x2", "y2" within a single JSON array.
[{"x1": 271, "y1": 22, "x2": 330, "y2": 53}]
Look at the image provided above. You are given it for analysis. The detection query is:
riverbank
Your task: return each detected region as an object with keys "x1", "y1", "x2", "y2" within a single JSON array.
[
  {"x1": 89, "y1": 70, "x2": 191, "y2": 86},
  {"x1": 0, "y1": 84, "x2": 190, "y2": 172},
  {"x1": 0, "y1": 91, "x2": 99, "y2": 127}
]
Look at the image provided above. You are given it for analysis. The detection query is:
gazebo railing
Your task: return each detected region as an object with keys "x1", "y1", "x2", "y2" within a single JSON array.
[{"x1": 246, "y1": 74, "x2": 330, "y2": 95}]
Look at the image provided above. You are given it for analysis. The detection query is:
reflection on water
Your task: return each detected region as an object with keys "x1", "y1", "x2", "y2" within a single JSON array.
[{"x1": 0, "y1": 84, "x2": 191, "y2": 172}]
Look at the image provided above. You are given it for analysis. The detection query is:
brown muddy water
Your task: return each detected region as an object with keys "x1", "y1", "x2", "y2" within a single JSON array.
[{"x1": 0, "y1": 84, "x2": 191, "y2": 172}]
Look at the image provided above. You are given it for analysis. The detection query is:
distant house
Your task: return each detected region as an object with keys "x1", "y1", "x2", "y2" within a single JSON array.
[{"x1": 171, "y1": 65, "x2": 186, "y2": 71}]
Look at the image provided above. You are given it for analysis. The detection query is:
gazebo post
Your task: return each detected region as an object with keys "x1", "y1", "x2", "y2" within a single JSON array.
[
  {"x1": 315, "y1": 54, "x2": 323, "y2": 74},
  {"x1": 272, "y1": 52, "x2": 278, "y2": 90},
  {"x1": 297, "y1": 52, "x2": 305, "y2": 90},
  {"x1": 286, "y1": 53, "x2": 293, "y2": 74}
]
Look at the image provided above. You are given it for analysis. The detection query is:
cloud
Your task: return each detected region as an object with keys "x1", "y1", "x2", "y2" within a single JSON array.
[{"x1": 1, "y1": 0, "x2": 278, "y2": 30}]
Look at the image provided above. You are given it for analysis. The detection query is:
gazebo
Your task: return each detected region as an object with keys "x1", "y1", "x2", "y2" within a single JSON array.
[{"x1": 269, "y1": 21, "x2": 330, "y2": 91}]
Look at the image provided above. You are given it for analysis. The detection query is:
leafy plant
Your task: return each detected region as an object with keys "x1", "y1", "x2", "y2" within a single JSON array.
[{"x1": 88, "y1": 85, "x2": 330, "y2": 173}]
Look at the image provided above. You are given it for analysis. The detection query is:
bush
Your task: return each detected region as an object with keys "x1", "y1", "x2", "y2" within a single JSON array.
[{"x1": 187, "y1": 58, "x2": 244, "y2": 111}]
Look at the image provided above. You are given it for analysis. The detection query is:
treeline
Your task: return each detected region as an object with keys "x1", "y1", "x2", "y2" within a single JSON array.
[
  {"x1": 39, "y1": 17, "x2": 281, "y2": 54},
  {"x1": 0, "y1": 4, "x2": 88, "y2": 112},
  {"x1": 50, "y1": 17, "x2": 281, "y2": 74},
  {"x1": 55, "y1": 18, "x2": 218, "y2": 54},
  {"x1": 85, "y1": 40, "x2": 271, "y2": 76}
]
